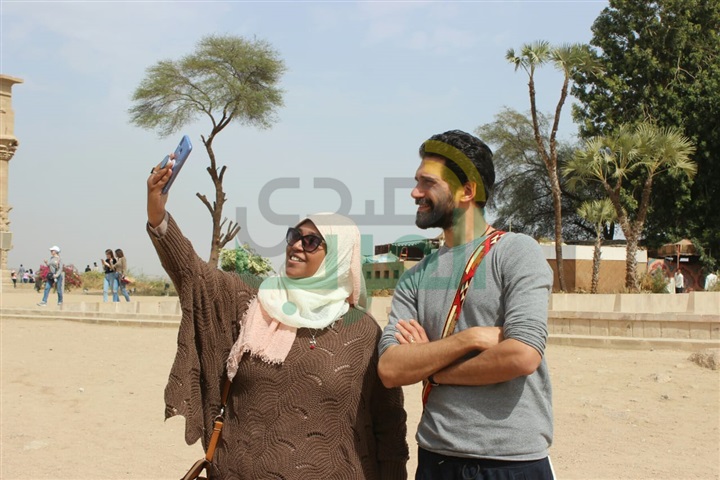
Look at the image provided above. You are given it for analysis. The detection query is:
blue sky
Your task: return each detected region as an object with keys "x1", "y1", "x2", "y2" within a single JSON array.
[{"x1": 2, "y1": 0, "x2": 607, "y2": 278}]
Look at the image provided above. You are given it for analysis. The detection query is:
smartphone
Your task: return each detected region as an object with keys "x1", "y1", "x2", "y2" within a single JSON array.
[{"x1": 160, "y1": 135, "x2": 193, "y2": 194}]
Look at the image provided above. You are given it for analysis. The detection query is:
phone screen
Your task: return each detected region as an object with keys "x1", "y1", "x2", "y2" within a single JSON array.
[{"x1": 161, "y1": 135, "x2": 193, "y2": 194}]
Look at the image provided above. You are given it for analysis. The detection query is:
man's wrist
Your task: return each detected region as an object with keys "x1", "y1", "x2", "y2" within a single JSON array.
[{"x1": 428, "y1": 374, "x2": 440, "y2": 387}]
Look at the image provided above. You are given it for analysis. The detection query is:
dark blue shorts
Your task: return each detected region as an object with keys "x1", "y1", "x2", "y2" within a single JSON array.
[{"x1": 416, "y1": 447, "x2": 555, "y2": 480}]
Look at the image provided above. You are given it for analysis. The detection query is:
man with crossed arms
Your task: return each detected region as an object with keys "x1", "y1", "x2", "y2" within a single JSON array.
[{"x1": 378, "y1": 130, "x2": 555, "y2": 479}]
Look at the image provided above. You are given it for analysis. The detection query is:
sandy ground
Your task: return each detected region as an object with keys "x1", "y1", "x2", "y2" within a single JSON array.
[{"x1": 1, "y1": 289, "x2": 719, "y2": 479}]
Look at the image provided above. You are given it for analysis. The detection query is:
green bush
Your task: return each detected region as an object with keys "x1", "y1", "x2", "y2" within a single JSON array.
[
  {"x1": 80, "y1": 271, "x2": 104, "y2": 290},
  {"x1": 131, "y1": 276, "x2": 177, "y2": 296},
  {"x1": 639, "y1": 269, "x2": 669, "y2": 294},
  {"x1": 219, "y1": 243, "x2": 274, "y2": 277},
  {"x1": 79, "y1": 271, "x2": 176, "y2": 296}
]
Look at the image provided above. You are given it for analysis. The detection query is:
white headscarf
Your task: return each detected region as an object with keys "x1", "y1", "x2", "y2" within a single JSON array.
[
  {"x1": 257, "y1": 212, "x2": 366, "y2": 329},
  {"x1": 226, "y1": 213, "x2": 365, "y2": 377}
]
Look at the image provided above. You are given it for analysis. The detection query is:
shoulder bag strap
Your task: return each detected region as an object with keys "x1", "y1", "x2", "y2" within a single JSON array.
[
  {"x1": 421, "y1": 229, "x2": 506, "y2": 407},
  {"x1": 180, "y1": 377, "x2": 232, "y2": 480}
]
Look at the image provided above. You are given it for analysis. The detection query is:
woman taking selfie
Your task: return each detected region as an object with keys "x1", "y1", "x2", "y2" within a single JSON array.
[{"x1": 146, "y1": 159, "x2": 408, "y2": 479}]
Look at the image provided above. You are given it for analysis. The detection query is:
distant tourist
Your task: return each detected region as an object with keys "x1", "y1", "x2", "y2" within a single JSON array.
[
  {"x1": 705, "y1": 271, "x2": 718, "y2": 291},
  {"x1": 674, "y1": 269, "x2": 685, "y2": 294},
  {"x1": 18, "y1": 264, "x2": 26, "y2": 283},
  {"x1": 38, "y1": 245, "x2": 64, "y2": 306},
  {"x1": 114, "y1": 249, "x2": 131, "y2": 302},
  {"x1": 101, "y1": 249, "x2": 118, "y2": 302},
  {"x1": 10, "y1": 270, "x2": 17, "y2": 288},
  {"x1": 84, "y1": 264, "x2": 92, "y2": 273}
]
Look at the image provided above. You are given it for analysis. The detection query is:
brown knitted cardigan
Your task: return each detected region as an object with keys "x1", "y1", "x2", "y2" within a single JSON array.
[{"x1": 149, "y1": 214, "x2": 408, "y2": 479}]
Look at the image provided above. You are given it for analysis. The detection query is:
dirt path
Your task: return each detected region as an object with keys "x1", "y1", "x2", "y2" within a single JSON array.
[{"x1": 1, "y1": 316, "x2": 718, "y2": 479}]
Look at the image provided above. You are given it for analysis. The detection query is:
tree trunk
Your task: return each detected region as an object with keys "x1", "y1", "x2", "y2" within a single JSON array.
[
  {"x1": 550, "y1": 175, "x2": 566, "y2": 291},
  {"x1": 528, "y1": 72, "x2": 566, "y2": 291},
  {"x1": 603, "y1": 222, "x2": 615, "y2": 240},
  {"x1": 591, "y1": 232, "x2": 602, "y2": 294},
  {"x1": 207, "y1": 164, "x2": 227, "y2": 267},
  {"x1": 625, "y1": 228, "x2": 639, "y2": 292},
  {"x1": 604, "y1": 183, "x2": 637, "y2": 291},
  {"x1": 197, "y1": 133, "x2": 225, "y2": 267},
  {"x1": 622, "y1": 178, "x2": 654, "y2": 292},
  {"x1": 208, "y1": 194, "x2": 225, "y2": 267}
]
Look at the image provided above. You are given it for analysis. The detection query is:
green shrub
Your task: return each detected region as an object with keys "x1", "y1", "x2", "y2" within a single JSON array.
[
  {"x1": 79, "y1": 271, "x2": 176, "y2": 296},
  {"x1": 131, "y1": 276, "x2": 177, "y2": 296},
  {"x1": 219, "y1": 243, "x2": 274, "y2": 277},
  {"x1": 639, "y1": 269, "x2": 669, "y2": 293},
  {"x1": 80, "y1": 271, "x2": 104, "y2": 290}
]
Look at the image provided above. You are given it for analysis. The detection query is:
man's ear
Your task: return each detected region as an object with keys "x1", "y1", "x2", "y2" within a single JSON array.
[{"x1": 457, "y1": 181, "x2": 477, "y2": 204}]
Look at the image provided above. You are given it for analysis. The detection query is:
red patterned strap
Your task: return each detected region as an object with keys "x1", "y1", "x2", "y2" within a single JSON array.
[{"x1": 421, "y1": 229, "x2": 506, "y2": 407}]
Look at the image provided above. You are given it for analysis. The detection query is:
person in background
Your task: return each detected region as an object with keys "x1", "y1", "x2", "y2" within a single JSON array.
[
  {"x1": 101, "y1": 249, "x2": 118, "y2": 302},
  {"x1": 10, "y1": 269, "x2": 17, "y2": 288},
  {"x1": 114, "y1": 249, "x2": 131, "y2": 302},
  {"x1": 704, "y1": 271, "x2": 718, "y2": 291},
  {"x1": 146, "y1": 157, "x2": 408, "y2": 479},
  {"x1": 674, "y1": 269, "x2": 685, "y2": 294},
  {"x1": 18, "y1": 264, "x2": 26, "y2": 283},
  {"x1": 38, "y1": 246, "x2": 64, "y2": 306},
  {"x1": 85, "y1": 264, "x2": 92, "y2": 273}
]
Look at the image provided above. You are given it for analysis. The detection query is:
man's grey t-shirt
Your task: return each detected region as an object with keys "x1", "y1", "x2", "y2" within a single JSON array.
[{"x1": 378, "y1": 232, "x2": 554, "y2": 461}]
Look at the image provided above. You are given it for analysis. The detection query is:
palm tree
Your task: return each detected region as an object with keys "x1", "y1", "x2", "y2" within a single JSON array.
[
  {"x1": 506, "y1": 41, "x2": 600, "y2": 291},
  {"x1": 577, "y1": 199, "x2": 617, "y2": 293},
  {"x1": 565, "y1": 123, "x2": 696, "y2": 291}
]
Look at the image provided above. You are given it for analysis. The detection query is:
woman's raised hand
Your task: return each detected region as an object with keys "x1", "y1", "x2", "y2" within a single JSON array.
[{"x1": 147, "y1": 156, "x2": 175, "y2": 228}]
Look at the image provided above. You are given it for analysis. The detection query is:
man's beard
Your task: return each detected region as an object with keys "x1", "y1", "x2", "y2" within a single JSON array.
[{"x1": 415, "y1": 195, "x2": 455, "y2": 230}]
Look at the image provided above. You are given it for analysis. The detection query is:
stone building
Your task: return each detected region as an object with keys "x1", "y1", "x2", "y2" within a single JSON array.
[{"x1": 1, "y1": 74, "x2": 23, "y2": 280}]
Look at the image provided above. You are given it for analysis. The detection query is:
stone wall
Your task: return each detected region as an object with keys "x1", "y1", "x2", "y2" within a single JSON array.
[{"x1": 370, "y1": 292, "x2": 720, "y2": 350}]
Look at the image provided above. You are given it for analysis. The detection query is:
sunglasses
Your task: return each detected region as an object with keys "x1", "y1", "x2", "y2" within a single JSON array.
[{"x1": 286, "y1": 227, "x2": 325, "y2": 253}]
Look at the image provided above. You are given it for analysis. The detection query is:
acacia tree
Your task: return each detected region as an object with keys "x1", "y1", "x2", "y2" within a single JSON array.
[
  {"x1": 129, "y1": 35, "x2": 286, "y2": 265},
  {"x1": 506, "y1": 41, "x2": 600, "y2": 291},
  {"x1": 577, "y1": 198, "x2": 617, "y2": 294},
  {"x1": 477, "y1": 107, "x2": 604, "y2": 241},
  {"x1": 572, "y1": 0, "x2": 720, "y2": 260},
  {"x1": 565, "y1": 123, "x2": 696, "y2": 291}
]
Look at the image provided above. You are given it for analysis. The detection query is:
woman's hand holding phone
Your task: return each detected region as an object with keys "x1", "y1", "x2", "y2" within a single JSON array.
[
  {"x1": 147, "y1": 156, "x2": 175, "y2": 228},
  {"x1": 147, "y1": 135, "x2": 192, "y2": 227}
]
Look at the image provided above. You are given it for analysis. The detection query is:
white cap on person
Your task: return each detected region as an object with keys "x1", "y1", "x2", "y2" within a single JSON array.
[{"x1": 49, "y1": 245, "x2": 61, "y2": 253}]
